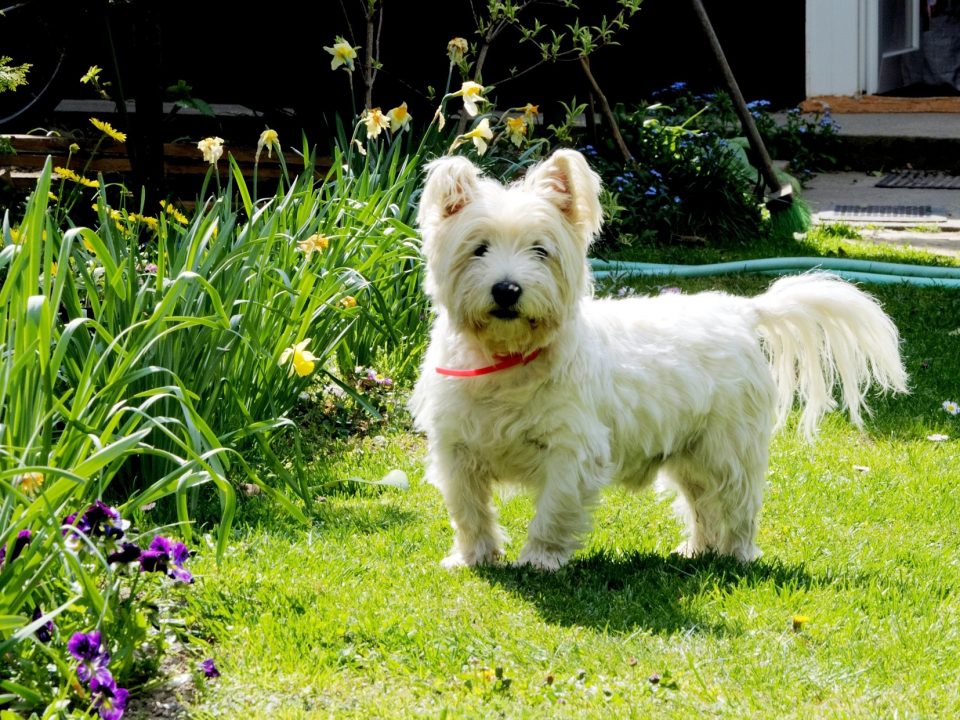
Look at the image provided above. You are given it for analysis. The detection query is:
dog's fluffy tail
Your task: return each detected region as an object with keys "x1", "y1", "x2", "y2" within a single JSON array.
[{"x1": 751, "y1": 272, "x2": 908, "y2": 436}]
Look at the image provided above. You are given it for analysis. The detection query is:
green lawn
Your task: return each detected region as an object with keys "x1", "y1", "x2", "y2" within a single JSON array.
[{"x1": 175, "y1": 235, "x2": 960, "y2": 719}]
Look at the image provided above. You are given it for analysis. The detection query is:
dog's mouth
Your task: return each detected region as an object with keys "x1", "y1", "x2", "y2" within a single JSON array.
[{"x1": 490, "y1": 308, "x2": 521, "y2": 320}]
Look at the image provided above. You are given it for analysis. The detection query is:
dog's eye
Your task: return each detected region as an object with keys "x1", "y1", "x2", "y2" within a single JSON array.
[
  {"x1": 532, "y1": 245, "x2": 549, "y2": 260},
  {"x1": 473, "y1": 243, "x2": 489, "y2": 257}
]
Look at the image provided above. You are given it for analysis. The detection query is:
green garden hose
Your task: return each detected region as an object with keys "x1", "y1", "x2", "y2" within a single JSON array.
[{"x1": 589, "y1": 257, "x2": 960, "y2": 287}]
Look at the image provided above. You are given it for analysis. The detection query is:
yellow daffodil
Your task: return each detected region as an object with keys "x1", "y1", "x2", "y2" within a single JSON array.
[
  {"x1": 197, "y1": 136, "x2": 224, "y2": 165},
  {"x1": 447, "y1": 37, "x2": 469, "y2": 65},
  {"x1": 16, "y1": 471, "x2": 44, "y2": 496},
  {"x1": 297, "y1": 233, "x2": 329, "y2": 256},
  {"x1": 160, "y1": 201, "x2": 189, "y2": 225},
  {"x1": 454, "y1": 81, "x2": 487, "y2": 117},
  {"x1": 504, "y1": 116, "x2": 527, "y2": 147},
  {"x1": 256, "y1": 128, "x2": 279, "y2": 162},
  {"x1": 340, "y1": 296, "x2": 357, "y2": 309},
  {"x1": 521, "y1": 102, "x2": 539, "y2": 129},
  {"x1": 325, "y1": 36, "x2": 359, "y2": 71},
  {"x1": 361, "y1": 107, "x2": 390, "y2": 139},
  {"x1": 89, "y1": 117, "x2": 127, "y2": 143},
  {"x1": 279, "y1": 339, "x2": 318, "y2": 377},
  {"x1": 462, "y1": 118, "x2": 493, "y2": 155},
  {"x1": 387, "y1": 102, "x2": 412, "y2": 132}
]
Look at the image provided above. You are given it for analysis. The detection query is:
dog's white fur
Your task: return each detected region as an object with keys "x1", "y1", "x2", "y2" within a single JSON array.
[{"x1": 410, "y1": 149, "x2": 908, "y2": 571}]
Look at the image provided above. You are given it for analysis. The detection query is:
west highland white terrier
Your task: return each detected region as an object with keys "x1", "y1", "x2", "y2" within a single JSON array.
[{"x1": 410, "y1": 148, "x2": 908, "y2": 571}]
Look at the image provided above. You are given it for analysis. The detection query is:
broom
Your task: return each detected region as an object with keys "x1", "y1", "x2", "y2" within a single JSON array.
[{"x1": 689, "y1": 0, "x2": 811, "y2": 239}]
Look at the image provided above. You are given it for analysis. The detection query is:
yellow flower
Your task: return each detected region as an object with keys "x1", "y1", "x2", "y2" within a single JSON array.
[
  {"x1": 48, "y1": 192, "x2": 58, "y2": 202},
  {"x1": 792, "y1": 615, "x2": 810, "y2": 631},
  {"x1": 80, "y1": 65, "x2": 102, "y2": 84},
  {"x1": 49, "y1": 261, "x2": 58, "y2": 277},
  {"x1": 129, "y1": 214, "x2": 159, "y2": 231},
  {"x1": 462, "y1": 118, "x2": 493, "y2": 155},
  {"x1": 16, "y1": 472, "x2": 44, "y2": 496},
  {"x1": 160, "y1": 201, "x2": 189, "y2": 225},
  {"x1": 325, "y1": 36, "x2": 359, "y2": 71},
  {"x1": 504, "y1": 116, "x2": 527, "y2": 147},
  {"x1": 454, "y1": 81, "x2": 488, "y2": 117},
  {"x1": 297, "y1": 233, "x2": 329, "y2": 256},
  {"x1": 256, "y1": 128, "x2": 279, "y2": 162},
  {"x1": 361, "y1": 107, "x2": 390, "y2": 139},
  {"x1": 55, "y1": 166, "x2": 98, "y2": 188},
  {"x1": 9, "y1": 227, "x2": 20, "y2": 244},
  {"x1": 521, "y1": 102, "x2": 539, "y2": 129},
  {"x1": 89, "y1": 117, "x2": 127, "y2": 143},
  {"x1": 279, "y1": 339, "x2": 318, "y2": 377},
  {"x1": 197, "y1": 136, "x2": 224, "y2": 165},
  {"x1": 447, "y1": 37, "x2": 469, "y2": 64},
  {"x1": 340, "y1": 295, "x2": 357, "y2": 309},
  {"x1": 387, "y1": 102, "x2": 412, "y2": 132}
]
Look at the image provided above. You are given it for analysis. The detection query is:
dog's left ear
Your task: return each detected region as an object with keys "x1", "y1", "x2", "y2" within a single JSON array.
[{"x1": 524, "y1": 149, "x2": 603, "y2": 242}]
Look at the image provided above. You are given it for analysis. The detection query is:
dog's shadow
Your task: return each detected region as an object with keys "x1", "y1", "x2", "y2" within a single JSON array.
[{"x1": 475, "y1": 551, "x2": 817, "y2": 635}]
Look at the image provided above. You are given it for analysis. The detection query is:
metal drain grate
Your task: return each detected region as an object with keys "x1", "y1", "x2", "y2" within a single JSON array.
[
  {"x1": 818, "y1": 204, "x2": 946, "y2": 223},
  {"x1": 875, "y1": 171, "x2": 960, "y2": 190}
]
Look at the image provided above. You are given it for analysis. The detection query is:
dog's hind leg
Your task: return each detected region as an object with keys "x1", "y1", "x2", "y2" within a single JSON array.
[
  {"x1": 660, "y1": 435, "x2": 768, "y2": 563},
  {"x1": 430, "y1": 444, "x2": 506, "y2": 568}
]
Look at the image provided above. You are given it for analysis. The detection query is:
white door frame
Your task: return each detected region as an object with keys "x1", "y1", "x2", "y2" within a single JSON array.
[{"x1": 805, "y1": 0, "x2": 920, "y2": 97}]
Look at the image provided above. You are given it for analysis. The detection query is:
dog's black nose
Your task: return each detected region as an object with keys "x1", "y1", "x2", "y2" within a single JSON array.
[{"x1": 492, "y1": 281, "x2": 522, "y2": 308}]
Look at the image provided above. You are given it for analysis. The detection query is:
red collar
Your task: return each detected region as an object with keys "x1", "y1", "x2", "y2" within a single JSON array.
[{"x1": 436, "y1": 348, "x2": 543, "y2": 377}]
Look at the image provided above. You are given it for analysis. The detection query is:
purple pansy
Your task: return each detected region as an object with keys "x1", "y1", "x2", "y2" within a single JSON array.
[
  {"x1": 91, "y1": 673, "x2": 129, "y2": 720},
  {"x1": 107, "y1": 542, "x2": 142, "y2": 565},
  {"x1": 32, "y1": 605, "x2": 54, "y2": 643},
  {"x1": 0, "y1": 528, "x2": 32, "y2": 567},
  {"x1": 200, "y1": 658, "x2": 221, "y2": 678},
  {"x1": 68, "y1": 630, "x2": 112, "y2": 685},
  {"x1": 139, "y1": 536, "x2": 192, "y2": 583}
]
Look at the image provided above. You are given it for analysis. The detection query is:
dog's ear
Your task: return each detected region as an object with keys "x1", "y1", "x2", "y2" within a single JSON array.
[
  {"x1": 418, "y1": 155, "x2": 482, "y2": 227},
  {"x1": 524, "y1": 149, "x2": 603, "y2": 241}
]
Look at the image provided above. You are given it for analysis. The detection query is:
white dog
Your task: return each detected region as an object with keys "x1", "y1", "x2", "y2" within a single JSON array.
[{"x1": 410, "y1": 148, "x2": 908, "y2": 571}]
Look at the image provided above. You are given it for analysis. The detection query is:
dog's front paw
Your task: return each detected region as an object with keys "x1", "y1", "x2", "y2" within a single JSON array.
[
  {"x1": 515, "y1": 542, "x2": 572, "y2": 571},
  {"x1": 440, "y1": 543, "x2": 504, "y2": 569}
]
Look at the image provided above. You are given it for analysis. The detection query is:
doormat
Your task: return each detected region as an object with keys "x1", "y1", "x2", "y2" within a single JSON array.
[
  {"x1": 875, "y1": 171, "x2": 960, "y2": 189},
  {"x1": 818, "y1": 205, "x2": 946, "y2": 223}
]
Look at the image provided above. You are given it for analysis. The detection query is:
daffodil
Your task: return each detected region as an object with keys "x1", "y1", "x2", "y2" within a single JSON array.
[
  {"x1": 256, "y1": 128, "x2": 279, "y2": 162},
  {"x1": 279, "y1": 339, "x2": 318, "y2": 377},
  {"x1": 89, "y1": 117, "x2": 127, "y2": 143},
  {"x1": 387, "y1": 102, "x2": 412, "y2": 132},
  {"x1": 197, "y1": 136, "x2": 224, "y2": 165},
  {"x1": 361, "y1": 107, "x2": 390, "y2": 139},
  {"x1": 453, "y1": 81, "x2": 488, "y2": 117},
  {"x1": 447, "y1": 37, "x2": 469, "y2": 65},
  {"x1": 297, "y1": 233, "x2": 329, "y2": 256},
  {"x1": 461, "y1": 118, "x2": 493, "y2": 155},
  {"x1": 325, "y1": 36, "x2": 359, "y2": 71},
  {"x1": 504, "y1": 116, "x2": 527, "y2": 147},
  {"x1": 16, "y1": 472, "x2": 44, "y2": 496},
  {"x1": 521, "y1": 102, "x2": 539, "y2": 129}
]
